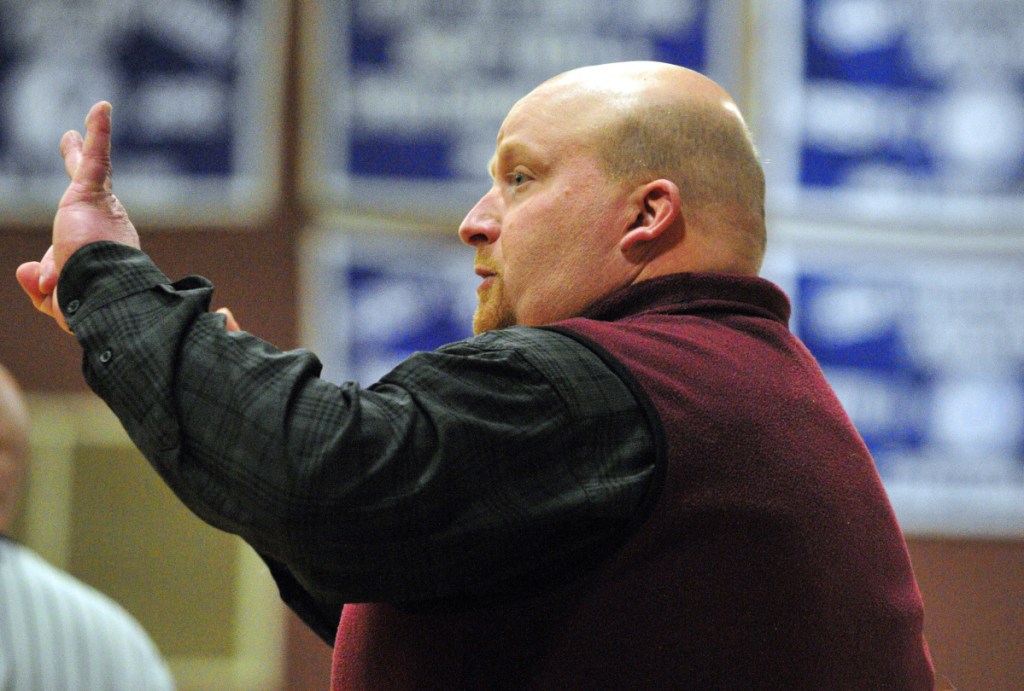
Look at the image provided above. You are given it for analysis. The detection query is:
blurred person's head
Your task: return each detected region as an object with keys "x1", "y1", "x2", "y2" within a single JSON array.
[{"x1": 0, "y1": 364, "x2": 30, "y2": 533}]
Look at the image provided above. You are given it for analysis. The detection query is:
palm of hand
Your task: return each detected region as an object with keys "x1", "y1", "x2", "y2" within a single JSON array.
[{"x1": 53, "y1": 181, "x2": 139, "y2": 270}]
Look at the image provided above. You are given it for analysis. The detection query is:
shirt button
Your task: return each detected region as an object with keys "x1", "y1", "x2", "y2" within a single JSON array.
[
  {"x1": 66, "y1": 299, "x2": 80, "y2": 314},
  {"x1": 98, "y1": 350, "x2": 113, "y2": 364}
]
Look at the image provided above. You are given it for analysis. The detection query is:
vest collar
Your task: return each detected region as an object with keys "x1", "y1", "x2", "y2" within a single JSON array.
[{"x1": 578, "y1": 272, "x2": 791, "y2": 326}]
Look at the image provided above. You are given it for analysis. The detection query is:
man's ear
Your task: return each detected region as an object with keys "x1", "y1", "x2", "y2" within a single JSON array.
[{"x1": 619, "y1": 179, "x2": 681, "y2": 252}]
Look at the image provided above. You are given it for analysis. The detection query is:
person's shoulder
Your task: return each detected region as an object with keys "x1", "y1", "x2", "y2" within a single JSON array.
[
  {"x1": 0, "y1": 541, "x2": 174, "y2": 686},
  {"x1": 445, "y1": 326, "x2": 642, "y2": 414},
  {"x1": 438, "y1": 325, "x2": 587, "y2": 357},
  {"x1": 386, "y1": 327, "x2": 596, "y2": 388},
  {"x1": 4, "y1": 541, "x2": 118, "y2": 610},
  {"x1": 3, "y1": 542, "x2": 136, "y2": 628},
  {"x1": 433, "y1": 325, "x2": 614, "y2": 379}
]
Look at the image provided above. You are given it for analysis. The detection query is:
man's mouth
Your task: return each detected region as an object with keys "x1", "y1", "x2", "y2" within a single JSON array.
[{"x1": 475, "y1": 266, "x2": 497, "y2": 292}]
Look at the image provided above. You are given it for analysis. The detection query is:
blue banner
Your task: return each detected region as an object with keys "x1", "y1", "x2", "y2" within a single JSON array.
[
  {"x1": 311, "y1": 1, "x2": 744, "y2": 213},
  {"x1": 0, "y1": 0, "x2": 284, "y2": 225},
  {"x1": 758, "y1": 0, "x2": 1024, "y2": 227}
]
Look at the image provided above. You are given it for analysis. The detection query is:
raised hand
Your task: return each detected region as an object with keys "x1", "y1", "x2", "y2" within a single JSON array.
[{"x1": 15, "y1": 101, "x2": 140, "y2": 332}]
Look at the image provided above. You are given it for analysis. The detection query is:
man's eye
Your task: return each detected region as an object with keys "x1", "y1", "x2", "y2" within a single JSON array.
[{"x1": 509, "y1": 171, "x2": 528, "y2": 186}]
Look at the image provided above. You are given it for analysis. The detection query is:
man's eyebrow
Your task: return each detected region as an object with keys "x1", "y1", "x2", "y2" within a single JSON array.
[{"x1": 488, "y1": 140, "x2": 533, "y2": 179}]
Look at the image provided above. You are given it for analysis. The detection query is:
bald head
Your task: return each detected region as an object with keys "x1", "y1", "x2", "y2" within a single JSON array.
[
  {"x1": 525, "y1": 62, "x2": 767, "y2": 273},
  {"x1": 0, "y1": 364, "x2": 30, "y2": 532}
]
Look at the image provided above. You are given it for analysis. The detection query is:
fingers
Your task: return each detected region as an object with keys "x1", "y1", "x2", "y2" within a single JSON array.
[
  {"x1": 82, "y1": 101, "x2": 112, "y2": 166},
  {"x1": 15, "y1": 262, "x2": 45, "y2": 311},
  {"x1": 22, "y1": 100, "x2": 123, "y2": 337},
  {"x1": 38, "y1": 245, "x2": 57, "y2": 294},
  {"x1": 52, "y1": 100, "x2": 140, "y2": 270},
  {"x1": 16, "y1": 246, "x2": 55, "y2": 306},
  {"x1": 15, "y1": 261, "x2": 71, "y2": 334},
  {"x1": 216, "y1": 307, "x2": 241, "y2": 332},
  {"x1": 66, "y1": 101, "x2": 113, "y2": 195},
  {"x1": 61, "y1": 130, "x2": 83, "y2": 180}
]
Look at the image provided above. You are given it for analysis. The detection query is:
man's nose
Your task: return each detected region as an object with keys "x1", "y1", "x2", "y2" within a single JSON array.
[{"x1": 458, "y1": 189, "x2": 501, "y2": 246}]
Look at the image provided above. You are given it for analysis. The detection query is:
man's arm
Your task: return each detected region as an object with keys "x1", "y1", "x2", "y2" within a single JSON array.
[
  {"x1": 56, "y1": 241, "x2": 656, "y2": 608},
  {"x1": 17, "y1": 100, "x2": 658, "y2": 619}
]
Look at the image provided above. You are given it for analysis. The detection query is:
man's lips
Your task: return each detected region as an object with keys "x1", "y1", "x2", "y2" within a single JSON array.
[{"x1": 475, "y1": 266, "x2": 497, "y2": 292}]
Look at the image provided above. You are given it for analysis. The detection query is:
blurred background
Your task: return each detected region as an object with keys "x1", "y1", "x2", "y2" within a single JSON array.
[{"x1": 0, "y1": 0, "x2": 1021, "y2": 688}]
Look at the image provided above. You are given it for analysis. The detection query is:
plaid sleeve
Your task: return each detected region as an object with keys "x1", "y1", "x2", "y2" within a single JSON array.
[{"x1": 58, "y1": 241, "x2": 658, "y2": 612}]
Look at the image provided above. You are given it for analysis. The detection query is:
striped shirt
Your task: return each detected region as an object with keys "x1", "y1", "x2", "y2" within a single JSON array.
[{"x1": 0, "y1": 537, "x2": 175, "y2": 690}]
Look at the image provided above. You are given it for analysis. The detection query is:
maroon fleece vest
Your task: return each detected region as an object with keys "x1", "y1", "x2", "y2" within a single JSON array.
[{"x1": 331, "y1": 273, "x2": 934, "y2": 690}]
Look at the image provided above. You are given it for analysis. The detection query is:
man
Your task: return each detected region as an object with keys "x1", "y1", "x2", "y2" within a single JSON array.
[
  {"x1": 17, "y1": 62, "x2": 934, "y2": 688},
  {"x1": 0, "y1": 363, "x2": 175, "y2": 690}
]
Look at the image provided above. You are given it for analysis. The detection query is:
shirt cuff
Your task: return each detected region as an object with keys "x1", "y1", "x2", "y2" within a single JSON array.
[{"x1": 58, "y1": 241, "x2": 175, "y2": 331}]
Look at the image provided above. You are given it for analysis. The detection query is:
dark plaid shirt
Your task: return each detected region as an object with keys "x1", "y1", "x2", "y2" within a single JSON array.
[{"x1": 59, "y1": 242, "x2": 656, "y2": 628}]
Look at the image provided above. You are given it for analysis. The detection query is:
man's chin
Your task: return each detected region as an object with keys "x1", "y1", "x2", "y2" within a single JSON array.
[
  {"x1": 472, "y1": 304, "x2": 516, "y2": 335},
  {"x1": 472, "y1": 312, "x2": 497, "y2": 335}
]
